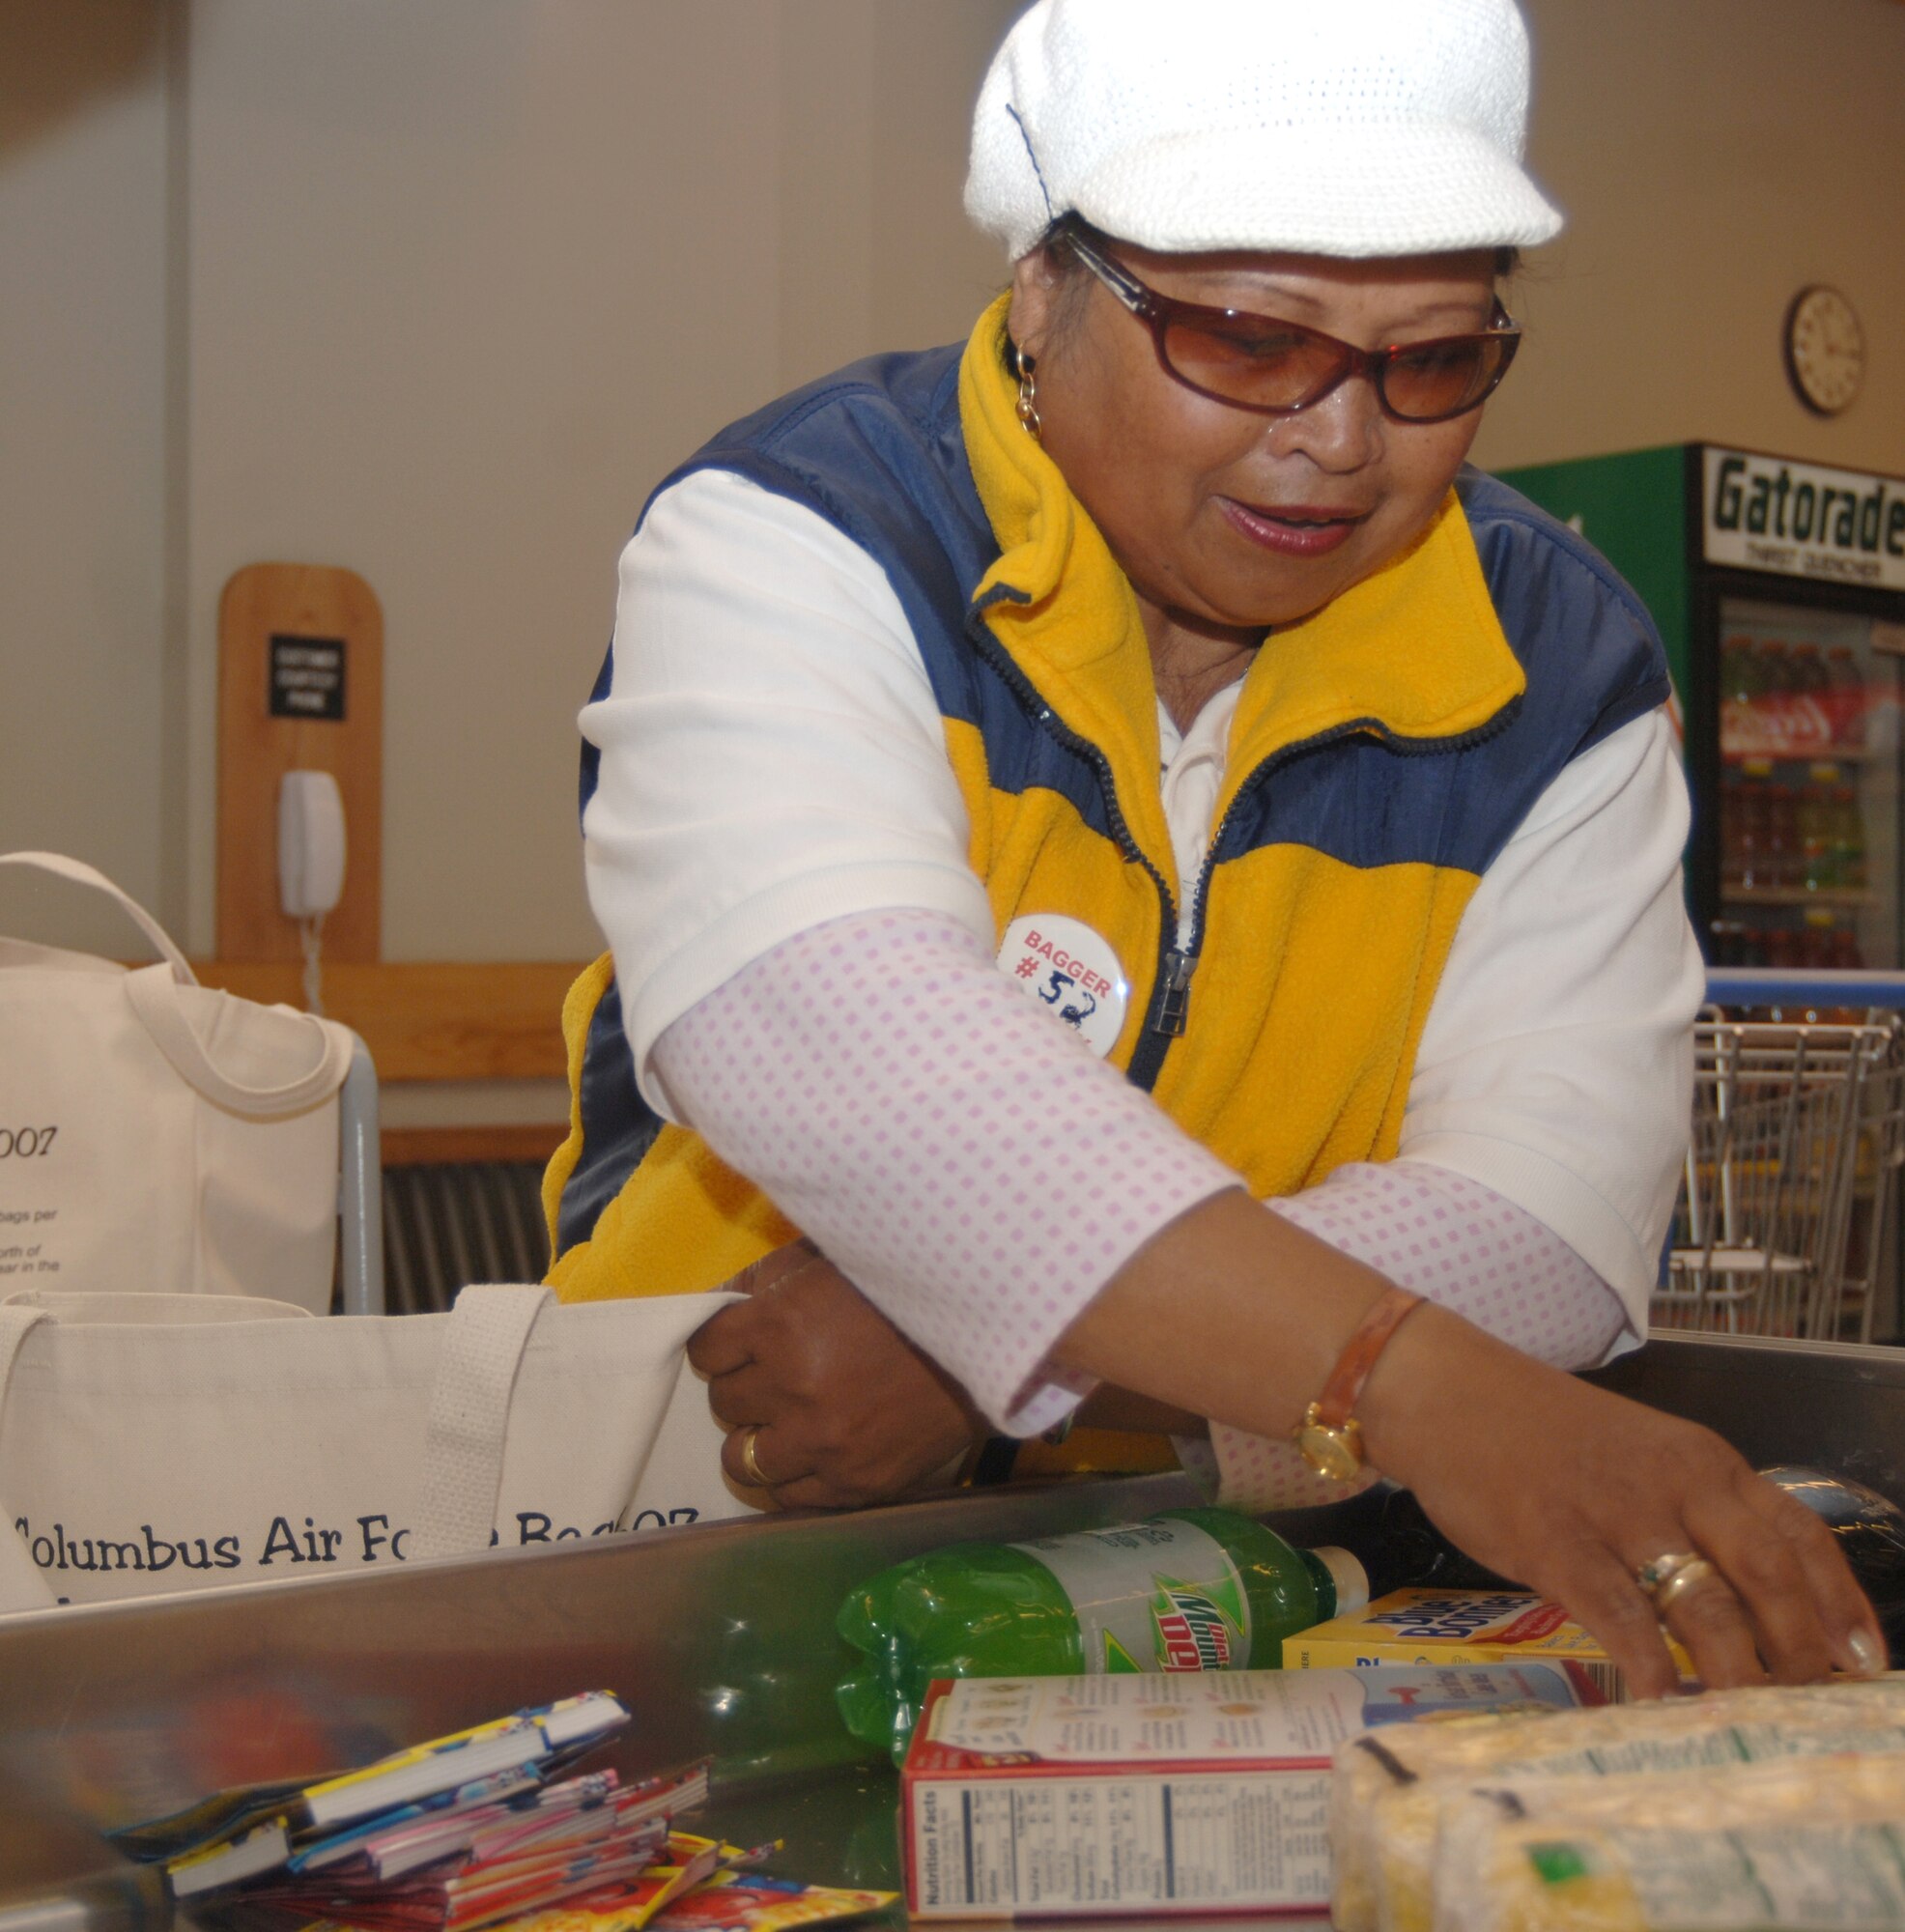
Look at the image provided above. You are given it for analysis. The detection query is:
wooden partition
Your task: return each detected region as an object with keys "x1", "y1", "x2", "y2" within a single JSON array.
[
  {"x1": 190, "y1": 958, "x2": 583, "y2": 1082},
  {"x1": 213, "y1": 562, "x2": 592, "y2": 1123},
  {"x1": 216, "y1": 562, "x2": 384, "y2": 963}
]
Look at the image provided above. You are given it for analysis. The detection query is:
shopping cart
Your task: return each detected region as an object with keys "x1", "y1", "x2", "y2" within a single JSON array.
[{"x1": 1661, "y1": 973, "x2": 1905, "y2": 1342}]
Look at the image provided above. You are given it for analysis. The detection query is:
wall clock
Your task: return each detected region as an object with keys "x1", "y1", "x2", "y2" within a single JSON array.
[{"x1": 1783, "y1": 285, "x2": 1864, "y2": 416}]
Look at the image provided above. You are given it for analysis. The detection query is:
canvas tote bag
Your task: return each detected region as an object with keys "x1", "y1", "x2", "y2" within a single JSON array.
[
  {"x1": 0, "y1": 852, "x2": 353, "y2": 1314},
  {"x1": 0, "y1": 1282, "x2": 753, "y2": 1614}
]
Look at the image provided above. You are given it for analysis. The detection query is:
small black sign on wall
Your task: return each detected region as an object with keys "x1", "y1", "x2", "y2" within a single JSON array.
[{"x1": 269, "y1": 634, "x2": 347, "y2": 721}]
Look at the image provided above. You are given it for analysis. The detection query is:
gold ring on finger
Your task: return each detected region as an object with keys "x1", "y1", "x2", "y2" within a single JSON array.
[
  {"x1": 1651, "y1": 1556, "x2": 1720, "y2": 1617},
  {"x1": 1635, "y1": 1549, "x2": 1703, "y2": 1600},
  {"x1": 737, "y1": 1425, "x2": 773, "y2": 1489}
]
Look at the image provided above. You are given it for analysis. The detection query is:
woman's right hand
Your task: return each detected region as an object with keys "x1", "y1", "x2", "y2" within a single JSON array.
[
  {"x1": 1357, "y1": 1303, "x2": 1887, "y2": 1696},
  {"x1": 687, "y1": 1241, "x2": 985, "y2": 1508}
]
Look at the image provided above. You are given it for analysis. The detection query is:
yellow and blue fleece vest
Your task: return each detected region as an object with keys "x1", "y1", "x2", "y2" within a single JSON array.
[{"x1": 546, "y1": 298, "x2": 1669, "y2": 1339}]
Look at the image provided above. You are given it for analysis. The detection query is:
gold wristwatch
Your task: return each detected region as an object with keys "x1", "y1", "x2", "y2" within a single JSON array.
[{"x1": 1294, "y1": 1286, "x2": 1426, "y2": 1482}]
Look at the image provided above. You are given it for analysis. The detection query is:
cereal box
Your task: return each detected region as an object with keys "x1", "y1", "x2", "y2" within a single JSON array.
[
  {"x1": 899, "y1": 1662, "x2": 1601, "y2": 1918},
  {"x1": 1283, "y1": 1590, "x2": 1693, "y2": 1702}
]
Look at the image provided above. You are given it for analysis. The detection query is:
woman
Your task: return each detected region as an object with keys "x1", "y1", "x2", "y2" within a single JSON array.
[{"x1": 546, "y1": 0, "x2": 1885, "y2": 1696}]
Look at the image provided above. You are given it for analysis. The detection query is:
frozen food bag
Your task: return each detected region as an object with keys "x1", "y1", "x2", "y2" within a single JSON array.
[
  {"x1": 1431, "y1": 1749, "x2": 1905, "y2": 1932},
  {"x1": 1329, "y1": 1677, "x2": 1905, "y2": 1932}
]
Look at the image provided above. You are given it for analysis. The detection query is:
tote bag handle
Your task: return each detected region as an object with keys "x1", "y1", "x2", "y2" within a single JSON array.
[
  {"x1": 0, "y1": 1305, "x2": 62, "y2": 1612},
  {"x1": 0, "y1": 851, "x2": 196, "y2": 984},
  {"x1": 410, "y1": 1287, "x2": 555, "y2": 1563},
  {"x1": 1, "y1": 849, "x2": 352, "y2": 1118},
  {"x1": 124, "y1": 967, "x2": 352, "y2": 1119}
]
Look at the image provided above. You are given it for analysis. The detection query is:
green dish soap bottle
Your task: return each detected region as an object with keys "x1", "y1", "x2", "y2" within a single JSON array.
[{"x1": 836, "y1": 1506, "x2": 1368, "y2": 1764}]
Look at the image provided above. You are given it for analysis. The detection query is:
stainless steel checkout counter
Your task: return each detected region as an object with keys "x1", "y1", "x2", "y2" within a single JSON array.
[{"x1": 4, "y1": 1332, "x2": 1904, "y2": 1932}]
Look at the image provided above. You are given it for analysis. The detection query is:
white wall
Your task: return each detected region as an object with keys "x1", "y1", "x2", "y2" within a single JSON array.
[
  {"x1": 3, "y1": 0, "x2": 1903, "y2": 986},
  {"x1": 1470, "y1": 0, "x2": 1905, "y2": 472},
  {"x1": 0, "y1": 0, "x2": 1015, "y2": 973},
  {"x1": 0, "y1": 1, "x2": 172, "y2": 956},
  {"x1": 179, "y1": 0, "x2": 1017, "y2": 965}
]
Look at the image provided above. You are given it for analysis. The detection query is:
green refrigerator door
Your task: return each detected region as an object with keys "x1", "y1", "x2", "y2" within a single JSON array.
[{"x1": 1493, "y1": 444, "x2": 1692, "y2": 706}]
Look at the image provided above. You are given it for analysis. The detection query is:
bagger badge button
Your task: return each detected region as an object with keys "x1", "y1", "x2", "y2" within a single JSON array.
[{"x1": 997, "y1": 914, "x2": 1128, "y2": 1059}]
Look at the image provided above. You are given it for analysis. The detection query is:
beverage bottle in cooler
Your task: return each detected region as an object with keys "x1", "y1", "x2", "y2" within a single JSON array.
[
  {"x1": 1720, "y1": 778, "x2": 1751, "y2": 892},
  {"x1": 1796, "y1": 785, "x2": 1834, "y2": 893},
  {"x1": 1762, "y1": 781, "x2": 1793, "y2": 885},
  {"x1": 1736, "y1": 781, "x2": 1769, "y2": 889},
  {"x1": 1720, "y1": 634, "x2": 1760, "y2": 753},
  {"x1": 1827, "y1": 646, "x2": 1866, "y2": 751},
  {"x1": 1790, "y1": 643, "x2": 1832, "y2": 753},
  {"x1": 1830, "y1": 922, "x2": 1863, "y2": 971},
  {"x1": 1756, "y1": 641, "x2": 1792, "y2": 752},
  {"x1": 1830, "y1": 785, "x2": 1867, "y2": 893},
  {"x1": 836, "y1": 1507, "x2": 1372, "y2": 1762}
]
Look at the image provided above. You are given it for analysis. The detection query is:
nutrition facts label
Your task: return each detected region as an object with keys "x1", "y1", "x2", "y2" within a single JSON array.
[{"x1": 910, "y1": 1772, "x2": 1332, "y2": 1914}]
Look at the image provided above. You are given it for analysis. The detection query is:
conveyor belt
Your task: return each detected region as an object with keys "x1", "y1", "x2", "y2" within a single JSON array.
[{"x1": 3, "y1": 1336, "x2": 1902, "y2": 1928}]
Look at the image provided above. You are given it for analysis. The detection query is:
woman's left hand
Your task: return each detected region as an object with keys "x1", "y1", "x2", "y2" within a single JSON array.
[
  {"x1": 1059, "y1": 1189, "x2": 1885, "y2": 1695},
  {"x1": 686, "y1": 1241, "x2": 984, "y2": 1508},
  {"x1": 1355, "y1": 1304, "x2": 1885, "y2": 1695}
]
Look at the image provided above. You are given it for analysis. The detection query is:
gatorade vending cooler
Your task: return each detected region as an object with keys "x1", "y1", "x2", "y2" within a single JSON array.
[{"x1": 1497, "y1": 444, "x2": 1905, "y2": 969}]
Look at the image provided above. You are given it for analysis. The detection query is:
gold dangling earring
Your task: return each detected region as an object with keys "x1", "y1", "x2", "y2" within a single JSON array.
[{"x1": 1014, "y1": 346, "x2": 1041, "y2": 441}]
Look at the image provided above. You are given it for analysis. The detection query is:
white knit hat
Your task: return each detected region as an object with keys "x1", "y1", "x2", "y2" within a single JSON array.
[{"x1": 965, "y1": 0, "x2": 1563, "y2": 260}]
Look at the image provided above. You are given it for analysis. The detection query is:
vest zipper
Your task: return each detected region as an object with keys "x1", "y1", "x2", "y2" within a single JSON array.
[
  {"x1": 969, "y1": 609, "x2": 1522, "y2": 1094},
  {"x1": 967, "y1": 620, "x2": 1184, "y2": 1094},
  {"x1": 1123, "y1": 721, "x2": 1380, "y2": 1091},
  {"x1": 1152, "y1": 948, "x2": 1197, "y2": 1035}
]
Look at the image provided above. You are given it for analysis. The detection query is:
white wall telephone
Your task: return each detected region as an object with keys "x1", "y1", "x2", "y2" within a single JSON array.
[
  {"x1": 278, "y1": 770, "x2": 346, "y2": 1015},
  {"x1": 277, "y1": 769, "x2": 347, "y2": 919}
]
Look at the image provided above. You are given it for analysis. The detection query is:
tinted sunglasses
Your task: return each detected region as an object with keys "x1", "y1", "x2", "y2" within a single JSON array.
[{"x1": 1059, "y1": 223, "x2": 1521, "y2": 426}]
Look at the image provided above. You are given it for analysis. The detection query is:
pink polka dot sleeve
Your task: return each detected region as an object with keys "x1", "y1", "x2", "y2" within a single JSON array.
[
  {"x1": 1197, "y1": 1161, "x2": 1629, "y2": 1512},
  {"x1": 650, "y1": 907, "x2": 1237, "y2": 1434},
  {"x1": 653, "y1": 908, "x2": 1625, "y2": 1478}
]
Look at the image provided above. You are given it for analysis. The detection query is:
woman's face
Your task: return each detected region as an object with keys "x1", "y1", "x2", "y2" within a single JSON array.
[{"x1": 1009, "y1": 241, "x2": 1501, "y2": 632}]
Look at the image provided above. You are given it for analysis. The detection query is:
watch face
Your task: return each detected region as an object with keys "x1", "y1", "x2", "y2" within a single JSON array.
[
  {"x1": 1296, "y1": 1419, "x2": 1363, "y2": 1485},
  {"x1": 1785, "y1": 286, "x2": 1864, "y2": 415}
]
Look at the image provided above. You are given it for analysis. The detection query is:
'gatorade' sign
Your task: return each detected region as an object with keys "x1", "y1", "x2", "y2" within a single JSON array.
[{"x1": 1702, "y1": 446, "x2": 1905, "y2": 593}]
